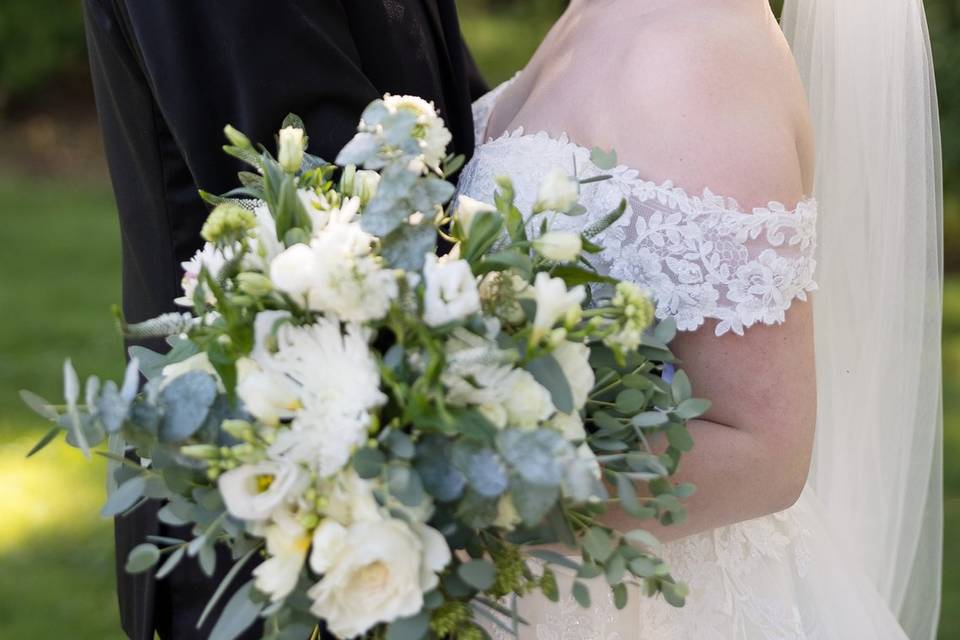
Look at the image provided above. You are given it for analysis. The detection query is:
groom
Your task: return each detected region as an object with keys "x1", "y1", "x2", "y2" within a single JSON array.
[{"x1": 81, "y1": 1, "x2": 486, "y2": 638}]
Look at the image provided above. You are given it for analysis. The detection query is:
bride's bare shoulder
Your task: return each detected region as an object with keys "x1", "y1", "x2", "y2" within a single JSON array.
[{"x1": 559, "y1": 2, "x2": 814, "y2": 206}]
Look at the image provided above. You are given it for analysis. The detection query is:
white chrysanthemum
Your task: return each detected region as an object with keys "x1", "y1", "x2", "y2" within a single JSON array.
[
  {"x1": 243, "y1": 204, "x2": 285, "y2": 271},
  {"x1": 307, "y1": 518, "x2": 450, "y2": 638},
  {"x1": 218, "y1": 460, "x2": 308, "y2": 522},
  {"x1": 422, "y1": 254, "x2": 481, "y2": 326},
  {"x1": 264, "y1": 318, "x2": 386, "y2": 477},
  {"x1": 529, "y1": 272, "x2": 585, "y2": 342},
  {"x1": 176, "y1": 242, "x2": 231, "y2": 307},
  {"x1": 503, "y1": 369, "x2": 555, "y2": 429},
  {"x1": 383, "y1": 94, "x2": 452, "y2": 173},
  {"x1": 551, "y1": 340, "x2": 595, "y2": 411},
  {"x1": 252, "y1": 506, "x2": 310, "y2": 602}
]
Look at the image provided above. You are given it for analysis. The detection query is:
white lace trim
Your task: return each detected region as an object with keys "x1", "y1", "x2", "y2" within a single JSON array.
[{"x1": 461, "y1": 125, "x2": 818, "y2": 337}]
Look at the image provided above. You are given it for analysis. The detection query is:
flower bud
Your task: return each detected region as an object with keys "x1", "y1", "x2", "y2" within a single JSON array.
[
  {"x1": 533, "y1": 167, "x2": 579, "y2": 213},
  {"x1": 180, "y1": 444, "x2": 220, "y2": 460},
  {"x1": 278, "y1": 126, "x2": 305, "y2": 173},
  {"x1": 222, "y1": 419, "x2": 256, "y2": 442},
  {"x1": 354, "y1": 170, "x2": 380, "y2": 206},
  {"x1": 339, "y1": 164, "x2": 357, "y2": 195},
  {"x1": 201, "y1": 203, "x2": 257, "y2": 244},
  {"x1": 223, "y1": 124, "x2": 251, "y2": 149},
  {"x1": 454, "y1": 195, "x2": 496, "y2": 237},
  {"x1": 236, "y1": 272, "x2": 274, "y2": 297},
  {"x1": 533, "y1": 231, "x2": 582, "y2": 262}
]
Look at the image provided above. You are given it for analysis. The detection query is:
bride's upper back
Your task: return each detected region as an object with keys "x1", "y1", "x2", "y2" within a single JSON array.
[{"x1": 484, "y1": 0, "x2": 814, "y2": 209}]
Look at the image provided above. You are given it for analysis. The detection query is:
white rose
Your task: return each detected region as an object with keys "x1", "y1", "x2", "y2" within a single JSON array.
[
  {"x1": 422, "y1": 254, "x2": 481, "y2": 326},
  {"x1": 278, "y1": 126, "x2": 305, "y2": 173},
  {"x1": 321, "y1": 469, "x2": 383, "y2": 527},
  {"x1": 551, "y1": 340, "x2": 595, "y2": 410},
  {"x1": 529, "y1": 272, "x2": 586, "y2": 342},
  {"x1": 307, "y1": 518, "x2": 450, "y2": 638},
  {"x1": 253, "y1": 507, "x2": 310, "y2": 602},
  {"x1": 534, "y1": 167, "x2": 579, "y2": 213},
  {"x1": 236, "y1": 358, "x2": 300, "y2": 426},
  {"x1": 160, "y1": 352, "x2": 220, "y2": 388},
  {"x1": 217, "y1": 460, "x2": 307, "y2": 522},
  {"x1": 503, "y1": 369, "x2": 555, "y2": 429},
  {"x1": 455, "y1": 195, "x2": 496, "y2": 237},
  {"x1": 533, "y1": 231, "x2": 582, "y2": 262},
  {"x1": 270, "y1": 243, "x2": 317, "y2": 302}
]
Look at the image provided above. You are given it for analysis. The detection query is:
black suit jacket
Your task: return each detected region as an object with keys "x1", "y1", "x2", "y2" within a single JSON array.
[{"x1": 81, "y1": 2, "x2": 486, "y2": 638}]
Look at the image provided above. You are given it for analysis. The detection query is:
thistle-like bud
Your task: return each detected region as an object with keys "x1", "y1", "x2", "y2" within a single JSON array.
[{"x1": 201, "y1": 203, "x2": 256, "y2": 244}]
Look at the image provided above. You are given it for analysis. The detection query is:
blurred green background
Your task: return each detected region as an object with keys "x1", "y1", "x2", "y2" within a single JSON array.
[{"x1": 0, "y1": 0, "x2": 955, "y2": 637}]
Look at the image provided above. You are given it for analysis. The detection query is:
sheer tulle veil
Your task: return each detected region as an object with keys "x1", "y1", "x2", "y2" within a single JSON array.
[{"x1": 780, "y1": 1, "x2": 943, "y2": 637}]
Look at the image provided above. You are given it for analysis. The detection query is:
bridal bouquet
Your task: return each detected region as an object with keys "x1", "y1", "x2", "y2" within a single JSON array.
[{"x1": 22, "y1": 96, "x2": 706, "y2": 639}]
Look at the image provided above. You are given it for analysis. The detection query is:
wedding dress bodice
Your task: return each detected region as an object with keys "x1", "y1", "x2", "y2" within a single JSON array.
[
  {"x1": 459, "y1": 83, "x2": 818, "y2": 337},
  {"x1": 462, "y1": 82, "x2": 908, "y2": 640}
]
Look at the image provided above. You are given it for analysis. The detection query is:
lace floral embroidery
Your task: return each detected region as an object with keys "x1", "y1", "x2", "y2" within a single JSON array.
[{"x1": 458, "y1": 128, "x2": 818, "y2": 337}]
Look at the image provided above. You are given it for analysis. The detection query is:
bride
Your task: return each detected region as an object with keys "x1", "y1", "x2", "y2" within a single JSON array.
[{"x1": 458, "y1": 0, "x2": 943, "y2": 638}]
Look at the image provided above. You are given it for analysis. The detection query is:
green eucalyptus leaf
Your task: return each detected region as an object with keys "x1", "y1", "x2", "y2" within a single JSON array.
[
  {"x1": 386, "y1": 612, "x2": 430, "y2": 640},
  {"x1": 125, "y1": 543, "x2": 161, "y2": 574},
  {"x1": 525, "y1": 355, "x2": 574, "y2": 415},
  {"x1": 590, "y1": 147, "x2": 618, "y2": 170},
  {"x1": 451, "y1": 441, "x2": 509, "y2": 498},
  {"x1": 571, "y1": 581, "x2": 591, "y2": 608},
  {"x1": 510, "y1": 480, "x2": 559, "y2": 526},
  {"x1": 458, "y1": 559, "x2": 497, "y2": 591},
  {"x1": 102, "y1": 475, "x2": 147, "y2": 517},
  {"x1": 208, "y1": 580, "x2": 264, "y2": 640},
  {"x1": 158, "y1": 371, "x2": 218, "y2": 442},
  {"x1": 613, "y1": 582, "x2": 629, "y2": 609},
  {"x1": 615, "y1": 389, "x2": 646, "y2": 415},
  {"x1": 670, "y1": 370, "x2": 692, "y2": 403},
  {"x1": 674, "y1": 398, "x2": 711, "y2": 420},
  {"x1": 581, "y1": 527, "x2": 615, "y2": 562}
]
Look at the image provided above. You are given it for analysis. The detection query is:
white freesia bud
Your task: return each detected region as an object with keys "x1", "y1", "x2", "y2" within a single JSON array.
[
  {"x1": 422, "y1": 254, "x2": 481, "y2": 326},
  {"x1": 269, "y1": 243, "x2": 317, "y2": 302},
  {"x1": 533, "y1": 231, "x2": 582, "y2": 262},
  {"x1": 534, "y1": 167, "x2": 579, "y2": 213},
  {"x1": 529, "y1": 272, "x2": 586, "y2": 342},
  {"x1": 278, "y1": 126, "x2": 305, "y2": 173},
  {"x1": 223, "y1": 124, "x2": 251, "y2": 149},
  {"x1": 354, "y1": 170, "x2": 380, "y2": 206},
  {"x1": 455, "y1": 195, "x2": 496, "y2": 237},
  {"x1": 218, "y1": 460, "x2": 308, "y2": 522}
]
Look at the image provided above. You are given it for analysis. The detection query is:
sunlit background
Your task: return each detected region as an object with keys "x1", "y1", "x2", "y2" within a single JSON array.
[{"x1": 0, "y1": 0, "x2": 957, "y2": 637}]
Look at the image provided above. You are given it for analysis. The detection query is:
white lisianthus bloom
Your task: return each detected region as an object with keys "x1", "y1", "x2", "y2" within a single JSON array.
[
  {"x1": 503, "y1": 369, "x2": 555, "y2": 429},
  {"x1": 383, "y1": 94, "x2": 452, "y2": 173},
  {"x1": 160, "y1": 352, "x2": 220, "y2": 388},
  {"x1": 454, "y1": 195, "x2": 496, "y2": 237},
  {"x1": 551, "y1": 340, "x2": 595, "y2": 410},
  {"x1": 307, "y1": 518, "x2": 451, "y2": 638},
  {"x1": 270, "y1": 243, "x2": 317, "y2": 302},
  {"x1": 529, "y1": 272, "x2": 586, "y2": 342},
  {"x1": 236, "y1": 358, "x2": 300, "y2": 426},
  {"x1": 534, "y1": 167, "x2": 579, "y2": 213},
  {"x1": 176, "y1": 242, "x2": 231, "y2": 307},
  {"x1": 422, "y1": 254, "x2": 481, "y2": 326},
  {"x1": 533, "y1": 231, "x2": 583, "y2": 262},
  {"x1": 278, "y1": 126, "x2": 305, "y2": 173},
  {"x1": 218, "y1": 460, "x2": 308, "y2": 522},
  {"x1": 264, "y1": 318, "x2": 387, "y2": 477},
  {"x1": 253, "y1": 507, "x2": 311, "y2": 602}
]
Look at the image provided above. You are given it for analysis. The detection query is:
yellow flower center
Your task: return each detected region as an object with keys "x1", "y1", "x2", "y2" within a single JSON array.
[
  {"x1": 353, "y1": 561, "x2": 391, "y2": 592},
  {"x1": 256, "y1": 474, "x2": 275, "y2": 493}
]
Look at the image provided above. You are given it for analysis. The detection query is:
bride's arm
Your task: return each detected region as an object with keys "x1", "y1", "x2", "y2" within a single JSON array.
[{"x1": 561, "y1": 9, "x2": 818, "y2": 541}]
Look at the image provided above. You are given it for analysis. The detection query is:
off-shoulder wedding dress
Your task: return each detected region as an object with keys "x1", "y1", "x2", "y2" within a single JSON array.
[{"x1": 459, "y1": 70, "x2": 930, "y2": 638}]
